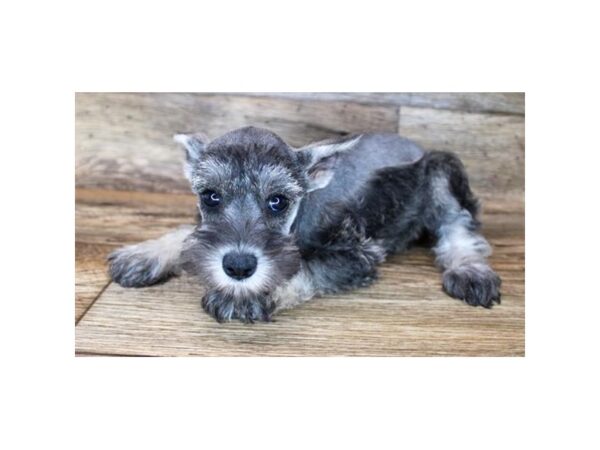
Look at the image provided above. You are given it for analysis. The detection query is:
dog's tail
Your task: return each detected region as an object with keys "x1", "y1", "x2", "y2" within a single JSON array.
[{"x1": 108, "y1": 225, "x2": 195, "y2": 287}]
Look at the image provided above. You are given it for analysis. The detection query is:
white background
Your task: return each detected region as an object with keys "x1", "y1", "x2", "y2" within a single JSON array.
[{"x1": 1, "y1": 1, "x2": 599, "y2": 449}]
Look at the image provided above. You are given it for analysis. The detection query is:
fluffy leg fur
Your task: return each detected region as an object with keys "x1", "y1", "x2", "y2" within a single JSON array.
[
  {"x1": 424, "y1": 152, "x2": 501, "y2": 307},
  {"x1": 108, "y1": 225, "x2": 195, "y2": 287},
  {"x1": 273, "y1": 215, "x2": 386, "y2": 311}
]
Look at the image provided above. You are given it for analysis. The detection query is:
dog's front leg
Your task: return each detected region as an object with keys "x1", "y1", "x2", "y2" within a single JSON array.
[
  {"x1": 201, "y1": 289, "x2": 277, "y2": 324},
  {"x1": 108, "y1": 225, "x2": 195, "y2": 287}
]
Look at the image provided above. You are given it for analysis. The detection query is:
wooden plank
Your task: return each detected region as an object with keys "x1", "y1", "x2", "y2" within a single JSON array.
[
  {"x1": 75, "y1": 188, "x2": 196, "y2": 322},
  {"x1": 75, "y1": 242, "x2": 115, "y2": 323},
  {"x1": 75, "y1": 93, "x2": 399, "y2": 194},
  {"x1": 76, "y1": 188, "x2": 197, "y2": 246},
  {"x1": 399, "y1": 106, "x2": 525, "y2": 194},
  {"x1": 241, "y1": 93, "x2": 525, "y2": 115},
  {"x1": 75, "y1": 199, "x2": 524, "y2": 357}
]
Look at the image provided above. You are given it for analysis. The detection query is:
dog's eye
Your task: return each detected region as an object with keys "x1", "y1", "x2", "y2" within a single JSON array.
[
  {"x1": 201, "y1": 190, "x2": 221, "y2": 207},
  {"x1": 267, "y1": 195, "x2": 289, "y2": 213}
]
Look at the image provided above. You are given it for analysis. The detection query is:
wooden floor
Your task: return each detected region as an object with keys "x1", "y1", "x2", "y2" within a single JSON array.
[{"x1": 75, "y1": 93, "x2": 525, "y2": 356}]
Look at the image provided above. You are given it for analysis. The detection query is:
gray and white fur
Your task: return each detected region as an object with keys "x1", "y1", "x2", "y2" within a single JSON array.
[{"x1": 108, "y1": 127, "x2": 501, "y2": 323}]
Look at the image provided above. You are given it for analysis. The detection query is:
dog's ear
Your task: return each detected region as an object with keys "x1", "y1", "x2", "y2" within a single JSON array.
[
  {"x1": 298, "y1": 135, "x2": 362, "y2": 192},
  {"x1": 173, "y1": 132, "x2": 209, "y2": 182}
]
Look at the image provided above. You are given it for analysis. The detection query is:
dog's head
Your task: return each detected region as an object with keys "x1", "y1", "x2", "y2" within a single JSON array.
[{"x1": 176, "y1": 126, "x2": 360, "y2": 315}]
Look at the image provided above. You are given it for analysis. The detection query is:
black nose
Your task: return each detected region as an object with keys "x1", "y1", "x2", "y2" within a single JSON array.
[{"x1": 222, "y1": 253, "x2": 258, "y2": 280}]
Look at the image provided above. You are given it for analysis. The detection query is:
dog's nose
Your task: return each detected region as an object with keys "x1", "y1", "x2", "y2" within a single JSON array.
[{"x1": 222, "y1": 252, "x2": 258, "y2": 280}]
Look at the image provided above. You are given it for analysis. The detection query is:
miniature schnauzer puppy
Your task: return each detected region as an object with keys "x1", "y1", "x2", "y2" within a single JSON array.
[{"x1": 108, "y1": 126, "x2": 501, "y2": 323}]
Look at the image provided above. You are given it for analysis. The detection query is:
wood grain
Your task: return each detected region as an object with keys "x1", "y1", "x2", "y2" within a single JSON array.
[
  {"x1": 75, "y1": 189, "x2": 196, "y2": 321},
  {"x1": 242, "y1": 93, "x2": 525, "y2": 115},
  {"x1": 75, "y1": 94, "x2": 524, "y2": 197},
  {"x1": 75, "y1": 255, "x2": 524, "y2": 356},
  {"x1": 75, "y1": 193, "x2": 524, "y2": 357},
  {"x1": 75, "y1": 242, "x2": 115, "y2": 323},
  {"x1": 75, "y1": 93, "x2": 399, "y2": 193},
  {"x1": 76, "y1": 188, "x2": 197, "y2": 246},
  {"x1": 399, "y1": 106, "x2": 525, "y2": 194}
]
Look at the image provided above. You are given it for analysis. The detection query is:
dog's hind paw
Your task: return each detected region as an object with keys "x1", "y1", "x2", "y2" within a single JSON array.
[{"x1": 442, "y1": 264, "x2": 501, "y2": 308}]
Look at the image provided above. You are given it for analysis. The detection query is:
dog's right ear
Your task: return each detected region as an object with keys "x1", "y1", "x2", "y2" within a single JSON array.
[{"x1": 173, "y1": 132, "x2": 209, "y2": 182}]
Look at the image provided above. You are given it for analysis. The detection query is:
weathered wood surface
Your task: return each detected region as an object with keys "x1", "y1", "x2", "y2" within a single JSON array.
[
  {"x1": 75, "y1": 242, "x2": 115, "y2": 323},
  {"x1": 76, "y1": 93, "x2": 399, "y2": 193},
  {"x1": 75, "y1": 190, "x2": 524, "y2": 356},
  {"x1": 75, "y1": 93, "x2": 523, "y2": 196},
  {"x1": 74, "y1": 189, "x2": 196, "y2": 322},
  {"x1": 76, "y1": 188, "x2": 196, "y2": 246},
  {"x1": 242, "y1": 93, "x2": 525, "y2": 115},
  {"x1": 399, "y1": 107, "x2": 525, "y2": 194}
]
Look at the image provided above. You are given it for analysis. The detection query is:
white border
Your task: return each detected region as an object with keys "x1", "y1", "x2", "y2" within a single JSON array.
[{"x1": 2, "y1": 0, "x2": 600, "y2": 448}]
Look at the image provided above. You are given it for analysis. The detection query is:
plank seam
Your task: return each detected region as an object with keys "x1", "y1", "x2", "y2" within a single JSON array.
[
  {"x1": 229, "y1": 93, "x2": 525, "y2": 116},
  {"x1": 76, "y1": 279, "x2": 112, "y2": 325},
  {"x1": 75, "y1": 352, "x2": 152, "y2": 357}
]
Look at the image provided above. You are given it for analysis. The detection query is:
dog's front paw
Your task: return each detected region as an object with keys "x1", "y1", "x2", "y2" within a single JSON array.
[
  {"x1": 202, "y1": 290, "x2": 276, "y2": 323},
  {"x1": 442, "y1": 264, "x2": 501, "y2": 308},
  {"x1": 108, "y1": 245, "x2": 174, "y2": 288}
]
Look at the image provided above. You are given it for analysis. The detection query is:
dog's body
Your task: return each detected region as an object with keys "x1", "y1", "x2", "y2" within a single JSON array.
[{"x1": 109, "y1": 127, "x2": 501, "y2": 322}]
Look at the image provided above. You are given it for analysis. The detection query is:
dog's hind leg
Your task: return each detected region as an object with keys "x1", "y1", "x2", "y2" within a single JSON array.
[
  {"x1": 424, "y1": 152, "x2": 501, "y2": 307},
  {"x1": 108, "y1": 225, "x2": 195, "y2": 287}
]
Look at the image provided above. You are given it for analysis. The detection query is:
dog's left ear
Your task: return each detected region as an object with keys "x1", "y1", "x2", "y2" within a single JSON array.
[
  {"x1": 298, "y1": 135, "x2": 362, "y2": 192},
  {"x1": 173, "y1": 132, "x2": 209, "y2": 182}
]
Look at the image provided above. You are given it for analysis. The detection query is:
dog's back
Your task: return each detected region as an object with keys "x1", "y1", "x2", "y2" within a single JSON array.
[{"x1": 293, "y1": 133, "x2": 426, "y2": 249}]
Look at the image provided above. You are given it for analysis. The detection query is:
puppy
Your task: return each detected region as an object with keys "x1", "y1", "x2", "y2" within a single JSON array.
[{"x1": 109, "y1": 126, "x2": 501, "y2": 322}]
